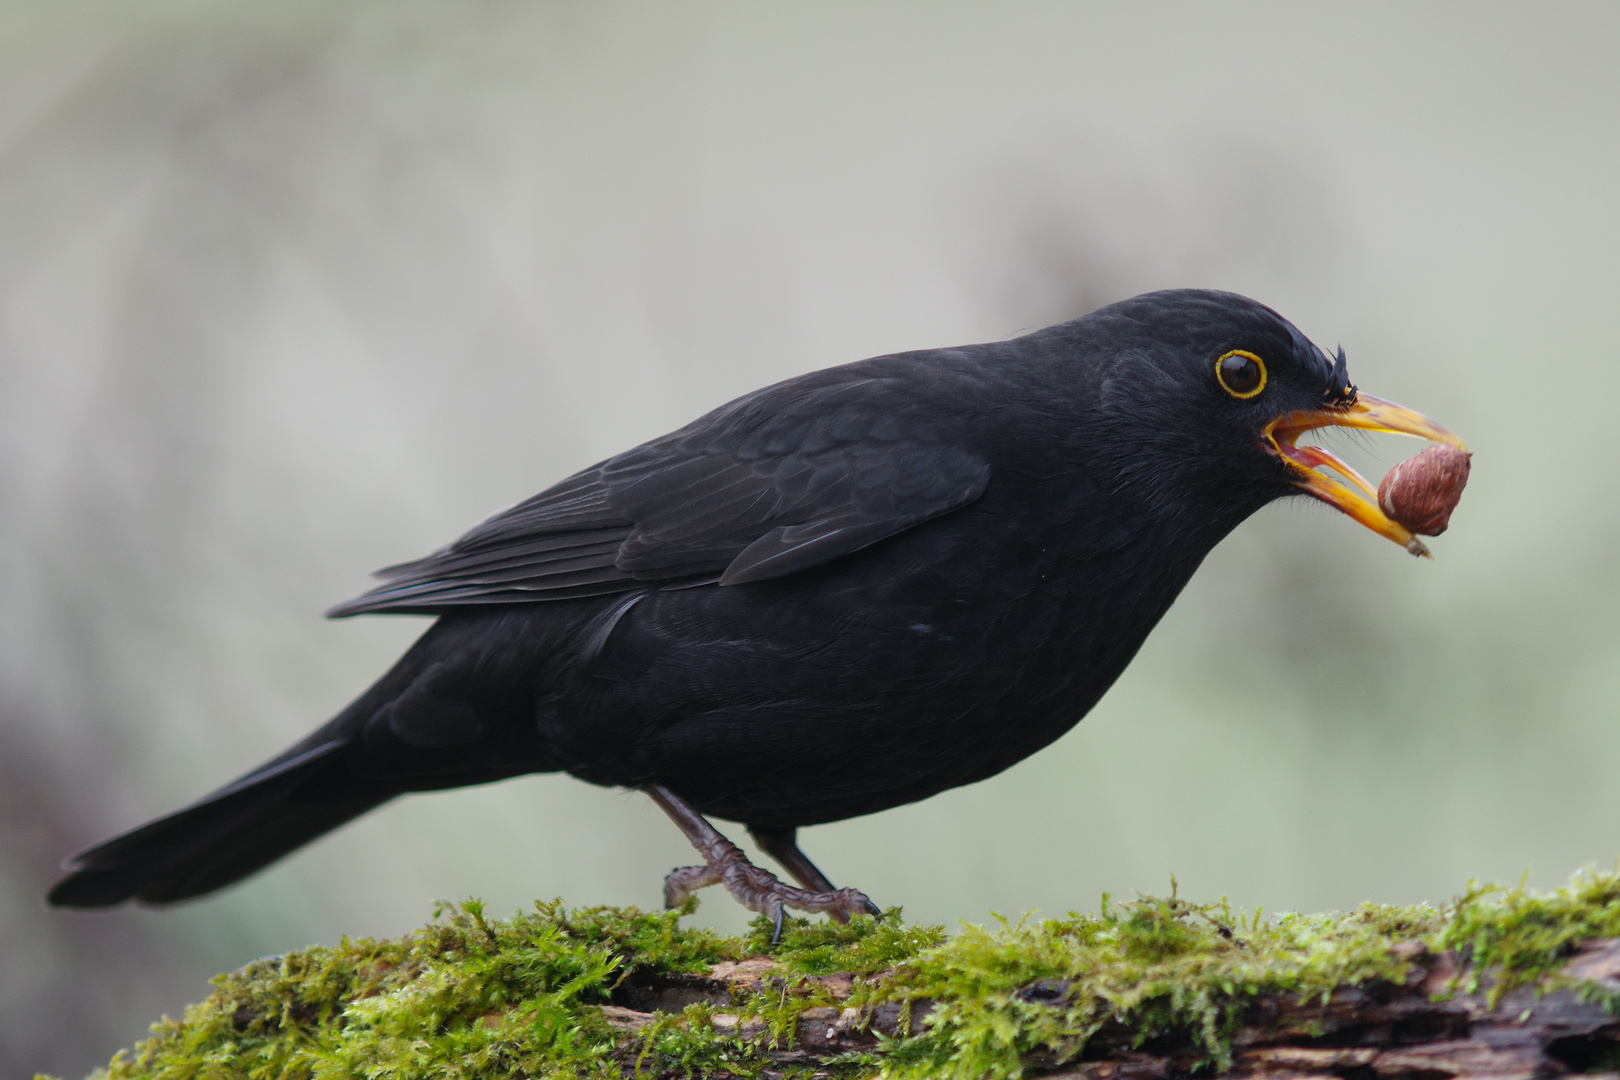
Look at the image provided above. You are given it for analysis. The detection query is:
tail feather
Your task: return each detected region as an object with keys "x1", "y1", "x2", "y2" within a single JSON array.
[{"x1": 48, "y1": 740, "x2": 387, "y2": 908}]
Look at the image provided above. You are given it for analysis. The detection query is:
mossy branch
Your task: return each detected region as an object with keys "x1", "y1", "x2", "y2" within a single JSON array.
[{"x1": 58, "y1": 866, "x2": 1620, "y2": 1080}]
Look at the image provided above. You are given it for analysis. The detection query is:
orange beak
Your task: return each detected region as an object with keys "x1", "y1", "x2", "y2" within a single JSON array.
[{"x1": 1263, "y1": 395, "x2": 1470, "y2": 558}]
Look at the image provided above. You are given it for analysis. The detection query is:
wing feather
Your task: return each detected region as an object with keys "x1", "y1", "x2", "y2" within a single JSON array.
[{"x1": 328, "y1": 361, "x2": 993, "y2": 616}]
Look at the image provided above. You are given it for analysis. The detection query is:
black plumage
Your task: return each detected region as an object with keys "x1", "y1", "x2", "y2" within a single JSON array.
[{"x1": 47, "y1": 289, "x2": 1460, "y2": 922}]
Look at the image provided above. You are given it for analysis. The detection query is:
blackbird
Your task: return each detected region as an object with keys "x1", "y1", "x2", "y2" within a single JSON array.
[{"x1": 48, "y1": 289, "x2": 1467, "y2": 938}]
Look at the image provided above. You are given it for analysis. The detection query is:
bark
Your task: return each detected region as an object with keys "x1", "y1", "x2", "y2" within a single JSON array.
[{"x1": 598, "y1": 942, "x2": 1620, "y2": 1080}]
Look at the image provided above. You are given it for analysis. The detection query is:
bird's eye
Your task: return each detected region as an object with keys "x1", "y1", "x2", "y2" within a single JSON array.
[{"x1": 1215, "y1": 350, "x2": 1267, "y2": 399}]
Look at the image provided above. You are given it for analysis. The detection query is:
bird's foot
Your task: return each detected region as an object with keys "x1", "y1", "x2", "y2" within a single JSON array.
[
  {"x1": 644, "y1": 782, "x2": 877, "y2": 946},
  {"x1": 662, "y1": 835, "x2": 875, "y2": 945}
]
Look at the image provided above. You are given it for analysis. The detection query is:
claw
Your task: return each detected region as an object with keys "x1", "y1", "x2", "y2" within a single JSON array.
[
  {"x1": 662, "y1": 862, "x2": 720, "y2": 909},
  {"x1": 769, "y1": 901, "x2": 786, "y2": 947}
]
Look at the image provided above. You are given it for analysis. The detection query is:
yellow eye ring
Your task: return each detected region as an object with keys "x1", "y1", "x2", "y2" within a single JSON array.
[{"x1": 1215, "y1": 350, "x2": 1267, "y2": 399}]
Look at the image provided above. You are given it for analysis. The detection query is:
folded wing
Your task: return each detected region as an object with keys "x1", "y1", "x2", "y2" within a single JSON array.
[{"x1": 327, "y1": 369, "x2": 992, "y2": 616}]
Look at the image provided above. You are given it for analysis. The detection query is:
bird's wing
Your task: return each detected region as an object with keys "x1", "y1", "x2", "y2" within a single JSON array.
[{"x1": 327, "y1": 372, "x2": 991, "y2": 616}]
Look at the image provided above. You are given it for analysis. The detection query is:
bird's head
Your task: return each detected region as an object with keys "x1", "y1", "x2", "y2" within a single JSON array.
[{"x1": 1074, "y1": 289, "x2": 1468, "y2": 556}]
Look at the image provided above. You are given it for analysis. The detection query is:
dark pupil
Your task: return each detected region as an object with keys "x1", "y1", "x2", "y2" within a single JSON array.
[{"x1": 1221, "y1": 354, "x2": 1261, "y2": 393}]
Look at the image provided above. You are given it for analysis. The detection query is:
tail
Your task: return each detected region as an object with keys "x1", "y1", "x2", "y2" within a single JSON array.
[
  {"x1": 47, "y1": 607, "x2": 570, "y2": 908},
  {"x1": 47, "y1": 738, "x2": 386, "y2": 908}
]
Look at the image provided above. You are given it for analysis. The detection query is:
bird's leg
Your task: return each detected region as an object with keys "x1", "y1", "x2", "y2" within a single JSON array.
[
  {"x1": 644, "y1": 784, "x2": 876, "y2": 945},
  {"x1": 747, "y1": 825, "x2": 837, "y2": 892},
  {"x1": 747, "y1": 824, "x2": 882, "y2": 925}
]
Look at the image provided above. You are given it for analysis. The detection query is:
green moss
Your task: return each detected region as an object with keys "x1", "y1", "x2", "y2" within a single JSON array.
[
  {"x1": 95, "y1": 899, "x2": 739, "y2": 1080},
  {"x1": 1434, "y1": 869, "x2": 1620, "y2": 1002},
  {"x1": 742, "y1": 906, "x2": 948, "y2": 976},
  {"x1": 67, "y1": 864, "x2": 1620, "y2": 1080},
  {"x1": 874, "y1": 888, "x2": 1435, "y2": 1080}
]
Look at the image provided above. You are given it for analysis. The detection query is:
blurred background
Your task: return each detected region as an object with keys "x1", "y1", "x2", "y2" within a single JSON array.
[{"x1": 2, "y1": 1, "x2": 1617, "y2": 1074}]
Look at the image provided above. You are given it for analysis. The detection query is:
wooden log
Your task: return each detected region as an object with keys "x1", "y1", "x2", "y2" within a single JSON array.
[{"x1": 594, "y1": 939, "x2": 1620, "y2": 1078}]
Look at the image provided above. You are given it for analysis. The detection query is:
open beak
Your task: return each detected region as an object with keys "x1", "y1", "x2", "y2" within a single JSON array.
[{"x1": 1263, "y1": 395, "x2": 1469, "y2": 558}]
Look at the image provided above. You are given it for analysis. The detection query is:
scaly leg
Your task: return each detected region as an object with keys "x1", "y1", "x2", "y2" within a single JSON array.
[
  {"x1": 645, "y1": 784, "x2": 876, "y2": 945},
  {"x1": 748, "y1": 824, "x2": 882, "y2": 925}
]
